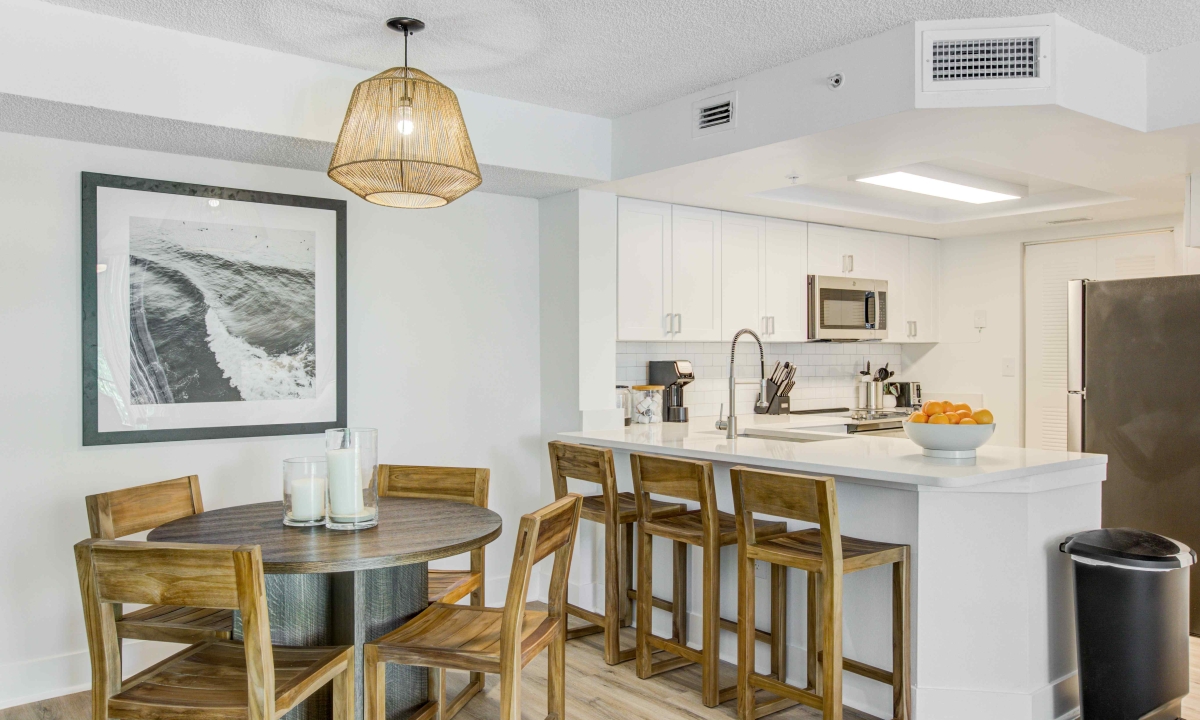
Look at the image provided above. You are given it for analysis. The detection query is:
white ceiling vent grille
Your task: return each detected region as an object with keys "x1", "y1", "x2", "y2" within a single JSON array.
[
  {"x1": 692, "y1": 92, "x2": 736, "y2": 138},
  {"x1": 932, "y1": 37, "x2": 1039, "y2": 81},
  {"x1": 922, "y1": 26, "x2": 1051, "y2": 92}
]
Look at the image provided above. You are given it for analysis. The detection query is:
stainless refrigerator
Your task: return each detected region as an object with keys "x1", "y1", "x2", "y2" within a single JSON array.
[{"x1": 1068, "y1": 275, "x2": 1200, "y2": 634}]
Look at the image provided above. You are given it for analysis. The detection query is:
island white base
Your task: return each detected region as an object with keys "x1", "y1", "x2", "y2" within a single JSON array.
[{"x1": 559, "y1": 443, "x2": 1102, "y2": 720}]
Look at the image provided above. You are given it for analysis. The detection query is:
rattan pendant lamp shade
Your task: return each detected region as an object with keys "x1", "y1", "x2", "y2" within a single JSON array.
[{"x1": 328, "y1": 18, "x2": 481, "y2": 209}]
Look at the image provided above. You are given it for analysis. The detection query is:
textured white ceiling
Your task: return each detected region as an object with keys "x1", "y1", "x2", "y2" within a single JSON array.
[{"x1": 42, "y1": 0, "x2": 1200, "y2": 118}]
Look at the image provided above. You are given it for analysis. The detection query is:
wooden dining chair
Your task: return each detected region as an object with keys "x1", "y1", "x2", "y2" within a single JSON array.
[
  {"x1": 377, "y1": 464, "x2": 491, "y2": 720},
  {"x1": 364, "y1": 494, "x2": 584, "y2": 720},
  {"x1": 74, "y1": 538, "x2": 356, "y2": 720},
  {"x1": 631, "y1": 453, "x2": 788, "y2": 708},
  {"x1": 730, "y1": 466, "x2": 910, "y2": 720},
  {"x1": 84, "y1": 475, "x2": 233, "y2": 644},
  {"x1": 548, "y1": 441, "x2": 687, "y2": 665}
]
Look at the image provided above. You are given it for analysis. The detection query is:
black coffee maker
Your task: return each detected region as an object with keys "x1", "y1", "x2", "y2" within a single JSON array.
[{"x1": 649, "y1": 360, "x2": 695, "y2": 423}]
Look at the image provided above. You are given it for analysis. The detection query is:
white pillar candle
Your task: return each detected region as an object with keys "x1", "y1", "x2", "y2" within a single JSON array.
[
  {"x1": 290, "y1": 475, "x2": 326, "y2": 521},
  {"x1": 327, "y1": 447, "x2": 365, "y2": 519}
]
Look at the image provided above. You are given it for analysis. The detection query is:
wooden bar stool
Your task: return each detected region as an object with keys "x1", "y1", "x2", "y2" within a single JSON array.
[
  {"x1": 730, "y1": 466, "x2": 910, "y2": 720},
  {"x1": 631, "y1": 453, "x2": 788, "y2": 708},
  {"x1": 377, "y1": 464, "x2": 490, "y2": 720},
  {"x1": 74, "y1": 538, "x2": 356, "y2": 720},
  {"x1": 84, "y1": 475, "x2": 233, "y2": 644},
  {"x1": 548, "y1": 440, "x2": 687, "y2": 665},
  {"x1": 364, "y1": 494, "x2": 583, "y2": 720}
]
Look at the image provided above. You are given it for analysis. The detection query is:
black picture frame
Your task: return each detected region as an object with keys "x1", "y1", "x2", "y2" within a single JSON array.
[{"x1": 81, "y1": 172, "x2": 347, "y2": 445}]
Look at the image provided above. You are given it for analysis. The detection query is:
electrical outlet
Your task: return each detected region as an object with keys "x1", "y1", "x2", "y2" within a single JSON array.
[
  {"x1": 974, "y1": 310, "x2": 988, "y2": 329},
  {"x1": 755, "y1": 561, "x2": 769, "y2": 580},
  {"x1": 1002, "y1": 357, "x2": 1017, "y2": 377}
]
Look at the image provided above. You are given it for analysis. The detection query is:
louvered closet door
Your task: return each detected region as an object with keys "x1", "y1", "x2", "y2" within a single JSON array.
[
  {"x1": 1023, "y1": 231, "x2": 1176, "y2": 449},
  {"x1": 1025, "y1": 240, "x2": 1097, "y2": 450}
]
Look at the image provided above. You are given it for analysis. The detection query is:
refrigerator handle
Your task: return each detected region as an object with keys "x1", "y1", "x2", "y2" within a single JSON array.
[{"x1": 1067, "y1": 279, "x2": 1085, "y2": 452}]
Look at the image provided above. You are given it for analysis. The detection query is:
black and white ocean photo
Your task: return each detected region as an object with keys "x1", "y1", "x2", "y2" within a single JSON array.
[{"x1": 128, "y1": 217, "x2": 317, "y2": 405}]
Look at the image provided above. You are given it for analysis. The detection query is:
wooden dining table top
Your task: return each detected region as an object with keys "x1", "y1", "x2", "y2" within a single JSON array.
[{"x1": 147, "y1": 496, "x2": 502, "y2": 574}]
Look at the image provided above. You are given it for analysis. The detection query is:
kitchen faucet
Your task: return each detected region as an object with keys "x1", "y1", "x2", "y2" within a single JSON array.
[{"x1": 715, "y1": 328, "x2": 769, "y2": 439}]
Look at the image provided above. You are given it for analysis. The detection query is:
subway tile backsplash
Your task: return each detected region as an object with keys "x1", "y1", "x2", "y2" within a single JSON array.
[{"x1": 616, "y1": 342, "x2": 902, "y2": 418}]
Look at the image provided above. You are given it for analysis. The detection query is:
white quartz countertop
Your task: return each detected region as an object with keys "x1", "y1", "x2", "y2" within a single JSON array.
[{"x1": 560, "y1": 414, "x2": 1106, "y2": 491}]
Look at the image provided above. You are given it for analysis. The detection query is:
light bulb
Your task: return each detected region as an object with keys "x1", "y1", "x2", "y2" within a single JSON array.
[{"x1": 396, "y1": 104, "x2": 414, "y2": 136}]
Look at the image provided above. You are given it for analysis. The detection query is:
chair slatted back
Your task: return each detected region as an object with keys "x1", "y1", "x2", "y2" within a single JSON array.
[
  {"x1": 378, "y1": 465, "x2": 490, "y2": 601},
  {"x1": 729, "y1": 466, "x2": 842, "y2": 568},
  {"x1": 378, "y1": 465, "x2": 489, "y2": 507},
  {"x1": 74, "y1": 539, "x2": 276, "y2": 720},
  {"x1": 630, "y1": 453, "x2": 718, "y2": 534},
  {"x1": 501, "y1": 495, "x2": 582, "y2": 663},
  {"x1": 549, "y1": 441, "x2": 620, "y2": 525},
  {"x1": 85, "y1": 476, "x2": 204, "y2": 540}
]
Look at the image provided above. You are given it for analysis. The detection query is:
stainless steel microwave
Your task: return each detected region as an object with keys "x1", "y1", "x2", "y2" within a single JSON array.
[{"x1": 807, "y1": 275, "x2": 888, "y2": 341}]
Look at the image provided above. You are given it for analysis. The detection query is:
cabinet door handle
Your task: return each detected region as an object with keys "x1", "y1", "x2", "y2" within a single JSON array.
[
  {"x1": 848, "y1": 254, "x2": 854, "y2": 272},
  {"x1": 841, "y1": 254, "x2": 848, "y2": 273},
  {"x1": 665, "y1": 313, "x2": 674, "y2": 335},
  {"x1": 675, "y1": 313, "x2": 682, "y2": 334},
  {"x1": 913, "y1": 320, "x2": 918, "y2": 338},
  {"x1": 769, "y1": 316, "x2": 776, "y2": 335}
]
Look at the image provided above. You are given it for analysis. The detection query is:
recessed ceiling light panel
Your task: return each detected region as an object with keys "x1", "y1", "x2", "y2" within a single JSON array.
[{"x1": 851, "y1": 163, "x2": 1026, "y2": 204}]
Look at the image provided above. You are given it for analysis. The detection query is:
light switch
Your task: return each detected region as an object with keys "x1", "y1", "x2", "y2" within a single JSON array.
[
  {"x1": 974, "y1": 310, "x2": 988, "y2": 329},
  {"x1": 1002, "y1": 357, "x2": 1017, "y2": 377}
]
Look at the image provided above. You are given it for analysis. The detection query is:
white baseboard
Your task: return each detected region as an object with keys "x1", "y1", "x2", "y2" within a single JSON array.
[{"x1": 0, "y1": 639, "x2": 177, "y2": 710}]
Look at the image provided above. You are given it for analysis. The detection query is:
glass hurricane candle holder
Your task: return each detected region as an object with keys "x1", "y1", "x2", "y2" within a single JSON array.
[
  {"x1": 283, "y1": 456, "x2": 327, "y2": 527},
  {"x1": 325, "y1": 428, "x2": 379, "y2": 530}
]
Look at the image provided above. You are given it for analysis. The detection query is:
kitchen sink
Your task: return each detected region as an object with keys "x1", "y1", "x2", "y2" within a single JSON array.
[{"x1": 700, "y1": 429, "x2": 849, "y2": 443}]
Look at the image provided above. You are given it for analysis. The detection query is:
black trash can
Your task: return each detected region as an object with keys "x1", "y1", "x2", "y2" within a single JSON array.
[{"x1": 1060, "y1": 528, "x2": 1196, "y2": 720}]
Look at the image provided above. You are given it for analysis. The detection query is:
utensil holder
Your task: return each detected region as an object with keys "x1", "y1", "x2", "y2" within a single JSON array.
[{"x1": 754, "y1": 379, "x2": 792, "y2": 415}]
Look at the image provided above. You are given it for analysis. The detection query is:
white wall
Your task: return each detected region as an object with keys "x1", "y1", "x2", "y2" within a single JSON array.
[
  {"x1": 902, "y1": 215, "x2": 1191, "y2": 447},
  {"x1": 0, "y1": 131, "x2": 542, "y2": 707}
]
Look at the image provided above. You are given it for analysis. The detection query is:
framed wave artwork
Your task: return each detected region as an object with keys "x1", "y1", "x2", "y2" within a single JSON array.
[{"x1": 81, "y1": 173, "x2": 347, "y2": 445}]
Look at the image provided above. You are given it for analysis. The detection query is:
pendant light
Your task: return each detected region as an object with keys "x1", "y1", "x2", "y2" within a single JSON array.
[{"x1": 328, "y1": 17, "x2": 481, "y2": 209}]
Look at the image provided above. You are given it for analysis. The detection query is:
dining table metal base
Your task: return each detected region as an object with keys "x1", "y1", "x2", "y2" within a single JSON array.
[{"x1": 234, "y1": 562, "x2": 429, "y2": 720}]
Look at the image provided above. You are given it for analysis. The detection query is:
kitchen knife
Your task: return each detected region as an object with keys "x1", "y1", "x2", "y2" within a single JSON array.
[{"x1": 782, "y1": 380, "x2": 795, "y2": 397}]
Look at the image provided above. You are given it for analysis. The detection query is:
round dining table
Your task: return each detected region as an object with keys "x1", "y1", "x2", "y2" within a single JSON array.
[{"x1": 148, "y1": 496, "x2": 503, "y2": 720}]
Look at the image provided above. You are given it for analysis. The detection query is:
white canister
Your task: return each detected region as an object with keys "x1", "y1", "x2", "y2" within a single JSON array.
[{"x1": 630, "y1": 385, "x2": 664, "y2": 424}]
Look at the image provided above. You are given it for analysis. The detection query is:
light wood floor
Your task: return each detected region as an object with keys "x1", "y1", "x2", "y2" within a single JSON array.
[{"x1": 5, "y1": 633, "x2": 1200, "y2": 720}]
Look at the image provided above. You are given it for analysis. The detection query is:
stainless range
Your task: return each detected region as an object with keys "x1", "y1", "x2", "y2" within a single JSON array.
[{"x1": 793, "y1": 407, "x2": 912, "y2": 437}]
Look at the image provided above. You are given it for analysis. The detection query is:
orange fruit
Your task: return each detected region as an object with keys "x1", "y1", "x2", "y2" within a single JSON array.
[
  {"x1": 972, "y1": 409, "x2": 994, "y2": 425},
  {"x1": 922, "y1": 401, "x2": 945, "y2": 416},
  {"x1": 952, "y1": 403, "x2": 972, "y2": 414},
  {"x1": 959, "y1": 417, "x2": 978, "y2": 425},
  {"x1": 946, "y1": 413, "x2": 961, "y2": 424},
  {"x1": 929, "y1": 413, "x2": 951, "y2": 424},
  {"x1": 908, "y1": 412, "x2": 928, "y2": 423},
  {"x1": 956, "y1": 410, "x2": 972, "y2": 419}
]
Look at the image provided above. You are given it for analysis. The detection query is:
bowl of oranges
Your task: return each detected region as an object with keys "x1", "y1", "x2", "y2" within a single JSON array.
[{"x1": 903, "y1": 401, "x2": 995, "y2": 457}]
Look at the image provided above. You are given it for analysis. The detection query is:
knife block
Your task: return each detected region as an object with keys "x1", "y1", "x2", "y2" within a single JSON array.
[{"x1": 754, "y1": 379, "x2": 791, "y2": 415}]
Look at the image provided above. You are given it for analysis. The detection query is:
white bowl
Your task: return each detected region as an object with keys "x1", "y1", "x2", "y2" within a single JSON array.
[{"x1": 903, "y1": 421, "x2": 996, "y2": 458}]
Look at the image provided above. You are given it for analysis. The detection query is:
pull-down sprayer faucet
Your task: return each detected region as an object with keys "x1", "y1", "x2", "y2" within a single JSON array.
[{"x1": 715, "y1": 329, "x2": 769, "y2": 439}]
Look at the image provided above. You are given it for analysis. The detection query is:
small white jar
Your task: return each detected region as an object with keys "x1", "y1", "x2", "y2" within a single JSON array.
[{"x1": 630, "y1": 385, "x2": 664, "y2": 424}]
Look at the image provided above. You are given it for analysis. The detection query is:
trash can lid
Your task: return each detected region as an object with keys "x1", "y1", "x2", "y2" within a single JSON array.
[{"x1": 1060, "y1": 528, "x2": 1196, "y2": 569}]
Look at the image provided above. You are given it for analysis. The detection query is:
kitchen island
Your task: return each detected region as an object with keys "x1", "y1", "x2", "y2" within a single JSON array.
[{"x1": 559, "y1": 415, "x2": 1105, "y2": 720}]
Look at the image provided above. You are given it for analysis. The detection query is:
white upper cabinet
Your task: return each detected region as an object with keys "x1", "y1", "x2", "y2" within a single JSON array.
[
  {"x1": 671, "y1": 206, "x2": 723, "y2": 341},
  {"x1": 618, "y1": 199, "x2": 722, "y2": 342},
  {"x1": 617, "y1": 198, "x2": 936, "y2": 345},
  {"x1": 905, "y1": 236, "x2": 939, "y2": 342},
  {"x1": 808, "y1": 224, "x2": 876, "y2": 277},
  {"x1": 720, "y1": 212, "x2": 765, "y2": 337},
  {"x1": 617, "y1": 198, "x2": 673, "y2": 341},
  {"x1": 873, "y1": 232, "x2": 909, "y2": 343},
  {"x1": 763, "y1": 218, "x2": 808, "y2": 341}
]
